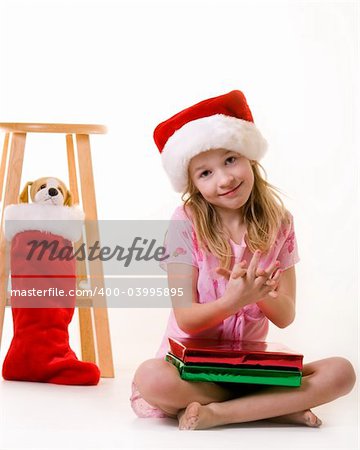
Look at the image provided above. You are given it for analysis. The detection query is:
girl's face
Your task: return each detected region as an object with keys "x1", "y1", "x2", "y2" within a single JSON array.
[{"x1": 188, "y1": 149, "x2": 254, "y2": 211}]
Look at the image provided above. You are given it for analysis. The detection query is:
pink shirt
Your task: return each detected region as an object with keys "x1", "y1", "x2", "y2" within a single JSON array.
[{"x1": 155, "y1": 205, "x2": 300, "y2": 359}]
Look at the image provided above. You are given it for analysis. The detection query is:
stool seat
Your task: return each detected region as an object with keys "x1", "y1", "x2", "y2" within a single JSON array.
[{"x1": 0, "y1": 123, "x2": 107, "y2": 134}]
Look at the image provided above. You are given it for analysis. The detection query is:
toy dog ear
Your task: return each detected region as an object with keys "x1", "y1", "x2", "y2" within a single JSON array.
[
  {"x1": 64, "y1": 190, "x2": 73, "y2": 206},
  {"x1": 19, "y1": 182, "x2": 33, "y2": 203}
]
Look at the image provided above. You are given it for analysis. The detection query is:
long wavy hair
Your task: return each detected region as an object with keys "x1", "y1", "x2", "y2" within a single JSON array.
[{"x1": 181, "y1": 160, "x2": 289, "y2": 270}]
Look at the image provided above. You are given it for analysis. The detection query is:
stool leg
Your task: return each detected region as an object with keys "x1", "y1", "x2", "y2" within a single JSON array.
[
  {"x1": 0, "y1": 132, "x2": 26, "y2": 349},
  {"x1": 76, "y1": 133, "x2": 114, "y2": 378},
  {"x1": 66, "y1": 134, "x2": 96, "y2": 364},
  {"x1": 0, "y1": 133, "x2": 10, "y2": 203}
]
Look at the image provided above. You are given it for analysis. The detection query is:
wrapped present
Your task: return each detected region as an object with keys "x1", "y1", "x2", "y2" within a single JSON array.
[
  {"x1": 165, "y1": 353, "x2": 302, "y2": 387},
  {"x1": 168, "y1": 337, "x2": 303, "y2": 370},
  {"x1": 166, "y1": 337, "x2": 303, "y2": 387}
]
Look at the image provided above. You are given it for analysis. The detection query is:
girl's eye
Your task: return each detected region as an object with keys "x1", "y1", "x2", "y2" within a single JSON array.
[
  {"x1": 38, "y1": 184, "x2": 46, "y2": 191},
  {"x1": 225, "y1": 156, "x2": 236, "y2": 164},
  {"x1": 200, "y1": 170, "x2": 211, "y2": 178}
]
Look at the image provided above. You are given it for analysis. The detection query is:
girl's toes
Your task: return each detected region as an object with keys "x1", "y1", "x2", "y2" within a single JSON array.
[
  {"x1": 305, "y1": 410, "x2": 322, "y2": 427},
  {"x1": 178, "y1": 402, "x2": 201, "y2": 430}
]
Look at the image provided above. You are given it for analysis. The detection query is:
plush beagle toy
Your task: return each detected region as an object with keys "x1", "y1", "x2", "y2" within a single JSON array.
[
  {"x1": 4, "y1": 177, "x2": 82, "y2": 240},
  {"x1": 19, "y1": 177, "x2": 72, "y2": 206}
]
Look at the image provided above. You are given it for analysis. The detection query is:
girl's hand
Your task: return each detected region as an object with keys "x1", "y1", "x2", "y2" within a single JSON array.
[
  {"x1": 256, "y1": 264, "x2": 282, "y2": 298},
  {"x1": 219, "y1": 251, "x2": 282, "y2": 312},
  {"x1": 216, "y1": 260, "x2": 248, "y2": 280},
  {"x1": 215, "y1": 254, "x2": 281, "y2": 294}
]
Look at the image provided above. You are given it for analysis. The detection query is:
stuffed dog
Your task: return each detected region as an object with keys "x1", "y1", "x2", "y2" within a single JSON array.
[{"x1": 19, "y1": 177, "x2": 72, "y2": 206}]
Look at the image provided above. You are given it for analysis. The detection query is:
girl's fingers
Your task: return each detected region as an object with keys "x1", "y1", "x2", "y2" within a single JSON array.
[
  {"x1": 261, "y1": 260, "x2": 281, "y2": 279},
  {"x1": 265, "y1": 269, "x2": 282, "y2": 285},
  {"x1": 263, "y1": 270, "x2": 282, "y2": 297},
  {"x1": 216, "y1": 260, "x2": 248, "y2": 280},
  {"x1": 239, "y1": 261, "x2": 248, "y2": 278},
  {"x1": 256, "y1": 267, "x2": 266, "y2": 277},
  {"x1": 232, "y1": 268, "x2": 247, "y2": 279},
  {"x1": 249, "y1": 250, "x2": 262, "y2": 278},
  {"x1": 215, "y1": 267, "x2": 231, "y2": 280},
  {"x1": 272, "y1": 268, "x2": 282, "y2": 281},
  {"x1": 231, "y1": 260, "x2": 247, "y2": 277}
]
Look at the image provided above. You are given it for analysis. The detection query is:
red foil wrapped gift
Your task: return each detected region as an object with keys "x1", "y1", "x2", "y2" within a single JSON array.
[{"x1": 168, "y1": 337, "x2": 303, "y2": 371}]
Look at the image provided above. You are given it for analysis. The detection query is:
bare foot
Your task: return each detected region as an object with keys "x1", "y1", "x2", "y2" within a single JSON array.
[
  {"x1": 178, "y1": 403, "x2": 322, "y2": 430},
  {"x1": 267, "y1": 409, "x2": 322, "y2": 427},
  {"x1": 178, "y1": 402, "x2": 215, "y2": 430}
]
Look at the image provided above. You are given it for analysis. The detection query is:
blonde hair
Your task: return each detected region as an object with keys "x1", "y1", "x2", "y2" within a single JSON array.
[{"x1": 181, "y1": 161, "x2": 289, "y2": 270}]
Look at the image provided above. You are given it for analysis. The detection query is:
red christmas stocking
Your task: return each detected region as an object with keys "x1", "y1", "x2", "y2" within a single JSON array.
[{"x1": 2, "y1": 205, "x2": 100, "y2": 386}]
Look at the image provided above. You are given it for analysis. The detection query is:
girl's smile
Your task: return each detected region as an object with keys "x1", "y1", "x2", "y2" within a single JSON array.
[{"x1": 218, "y1": 181, "x2": 243, "y2": 197}]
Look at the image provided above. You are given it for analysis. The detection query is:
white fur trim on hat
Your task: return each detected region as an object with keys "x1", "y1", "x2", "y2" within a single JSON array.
[
  {"x1": 161, "y1": 114, "x2": 268, "y2": 192},
  {"x1": 4, "y1": 204, "x2": 84, "y2": 242}
]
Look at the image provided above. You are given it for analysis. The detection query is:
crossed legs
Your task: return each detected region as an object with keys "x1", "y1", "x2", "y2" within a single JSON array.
[{"x1": 134, "y1": 356, "x2": 356, "y2": 430}]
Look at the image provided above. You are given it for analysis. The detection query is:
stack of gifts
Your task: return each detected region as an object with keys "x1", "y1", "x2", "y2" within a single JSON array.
[{"x1": 165, "y1": 337, "x2": 303, "y2": 387}]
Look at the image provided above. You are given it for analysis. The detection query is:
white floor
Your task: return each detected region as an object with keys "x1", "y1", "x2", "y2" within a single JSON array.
[{"x1": 0, "y1": 365, "x2": 358, "y2": 450}]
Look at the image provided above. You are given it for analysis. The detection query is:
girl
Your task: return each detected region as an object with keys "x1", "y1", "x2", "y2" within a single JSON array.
[{"x1": 131, "y1": 90, "x2": 356, "y2": 430}]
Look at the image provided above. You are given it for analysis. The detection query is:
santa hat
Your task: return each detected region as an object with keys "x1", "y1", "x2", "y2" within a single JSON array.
[{"x1": 153, "y1": 90, "x2": 268, "y2": 193}]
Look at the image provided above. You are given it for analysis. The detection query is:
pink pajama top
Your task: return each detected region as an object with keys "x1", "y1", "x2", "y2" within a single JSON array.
[
  {"x1": 130, "y1": 205, "x2": 300, "y2": 418},
  {"x1": 155, "y1": 205, "x2": 300, "y2": 359}
]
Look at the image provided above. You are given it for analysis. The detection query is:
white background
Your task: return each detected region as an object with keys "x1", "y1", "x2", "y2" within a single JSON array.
[{"x1": 0, "y1": 0, "x2": 358, "y2": 448}]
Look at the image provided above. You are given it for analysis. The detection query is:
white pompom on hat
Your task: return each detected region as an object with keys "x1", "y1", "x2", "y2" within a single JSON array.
[{"x1": 153, "y1": 90, "x2": 268, "y2": 193}]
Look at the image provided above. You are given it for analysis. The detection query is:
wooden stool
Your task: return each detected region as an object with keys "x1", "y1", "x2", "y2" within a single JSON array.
[{"x1": 0, "y1": 123, "x2": 114, "y2": 378}]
